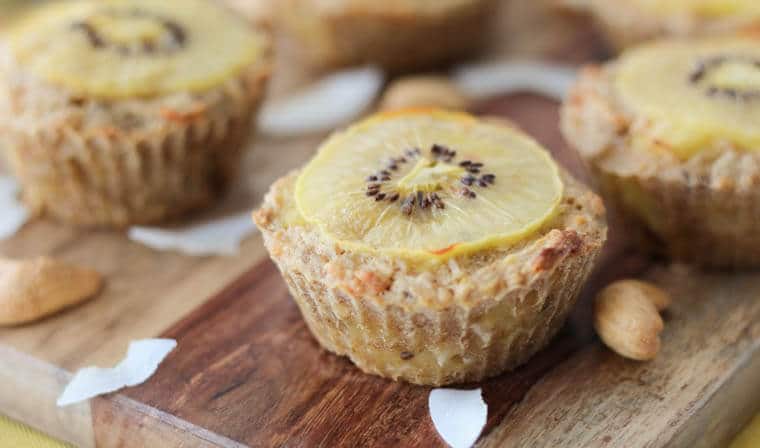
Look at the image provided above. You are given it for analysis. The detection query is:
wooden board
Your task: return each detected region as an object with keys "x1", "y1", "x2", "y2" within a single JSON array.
[{"x1": 0, "y1": 1, "x2": 758, "y2": 447}]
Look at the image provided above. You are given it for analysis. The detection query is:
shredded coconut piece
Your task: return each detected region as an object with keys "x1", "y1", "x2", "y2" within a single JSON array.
[
  {"x1": 0, "y1": 176, "x2": 29, "y2": 240},
  {"x1": 429, "y1": 388, "x2": 488, "y2": 448},
  {"x1": 128, "y1": 212, "x2": 256, "y2": 256},
  {"x1": 453, "y1": 61, "x2": 577, "y2": 101},
  {"x1": 258, "y1": 66, "x2": 384, "y2": 136},
  {"x1": 57, "y1": 339, "x2": 176, "y2": 407}
]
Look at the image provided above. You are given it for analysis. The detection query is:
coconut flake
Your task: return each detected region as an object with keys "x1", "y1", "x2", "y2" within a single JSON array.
[
  {"x1": 57, "y1": 338, "x2": 176, "y2": 407},
  {"x1": 453, "y1": 61, "x2": 577, "y2": 101},
  {"x1": 128, "y1": 212, "x2": 256, "y2": 256},
  {"x1": 0, "y1": 176, "x2": 29, "y2": 240},
  {"x1": 258, "y1": 66, "x2": 384, "y2": 136},
  {"x1": 429, "y1": 388, "x2": 487, "y2": 448}
]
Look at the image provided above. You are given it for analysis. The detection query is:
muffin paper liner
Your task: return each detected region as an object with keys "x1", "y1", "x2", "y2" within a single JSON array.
[
  {"x1": 594, "y1": 160, "x2": 760, "y2": 268},
  {"x1": 277, "y1": 255, "x2": 595, "y2": 386},
  {"x1": 563, "y1": 63, "x2": 760, "y2": 268}
]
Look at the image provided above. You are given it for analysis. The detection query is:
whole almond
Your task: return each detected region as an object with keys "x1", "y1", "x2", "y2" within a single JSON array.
[
  {"x1": 594, "y1": 279, "x2": 670, "y2": 361},
  {"x1": 379, "y1": 76, "x2": 470, "y2": 112},
  {"x1": 0, "y1": 257, "x2": 103, "y2": 326},
  {"x1": 615, "y1": 279, "x2": 671, "y2": 311}
]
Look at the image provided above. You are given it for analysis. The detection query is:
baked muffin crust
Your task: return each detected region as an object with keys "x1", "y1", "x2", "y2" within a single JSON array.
[
  {"x1": 0, "y1": 0, "x2": 272, "y2": 227},
  {"x1": 562, "y1": 38, "x2": 760, "y2": 267},
  {"x1": 254, "y1": 111, "x2": 607, "y2": 385}
]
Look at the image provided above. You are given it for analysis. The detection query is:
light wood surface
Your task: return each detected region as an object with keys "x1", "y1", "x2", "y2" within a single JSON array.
[
  {"x1": 0, "y1": 133, "x2": 319, "y2": 447},
  {"x1": 0, "y1": 134, "x2": 317, "y2": 371},
  {"x1": 0, "y1": 1, "x2": 758, "y2": 447}
]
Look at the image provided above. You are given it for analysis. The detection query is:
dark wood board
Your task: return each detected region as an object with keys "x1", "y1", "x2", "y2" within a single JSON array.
[{"x1": 98, "y1": 242, "x2": 760, "y2": 448}]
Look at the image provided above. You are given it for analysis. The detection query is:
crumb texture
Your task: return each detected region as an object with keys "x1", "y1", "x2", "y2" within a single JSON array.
[
  {"x1": 562, "y1": 61, "x2": 760, "y2": 267},
  {"x1": 0, "y1": 46, "x2": 271, "y2": 227},
  {"x1": 254, "y1": 169, "x2": 606, "y2": 385}
]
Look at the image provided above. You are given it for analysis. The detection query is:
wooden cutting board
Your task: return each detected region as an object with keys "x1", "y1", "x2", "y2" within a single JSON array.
[{"x1": 1, "y1": 2, "x2": 759, "y2": 447}]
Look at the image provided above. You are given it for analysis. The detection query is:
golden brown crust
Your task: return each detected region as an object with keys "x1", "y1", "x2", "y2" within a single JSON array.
[
  {"x1": 532, "y1": 229, "x2": 582, "y2": 272},
  {"x1": 253, "y1": 169, "x2": 606, "y2": 385},
  {"x1": 275, "y1": 0, "x2": 498, "y2": 72},
  {"x1": 0, "y1": 42, "x2": 272, "y2": 227},
  {"x1": 561, "y1": 64, "x2": 760, "y2": 268}
]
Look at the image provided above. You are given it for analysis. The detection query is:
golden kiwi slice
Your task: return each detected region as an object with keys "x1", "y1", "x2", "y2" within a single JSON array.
[
  {"x1": 295, "y1": 110, "x2": 564, "y2": 262},
  {"x1": 5, "y1": 0, "x2": 266, "y2": 99},
  {"x1": 614, "y1": 37, "x2": 760, "y2": 159}
]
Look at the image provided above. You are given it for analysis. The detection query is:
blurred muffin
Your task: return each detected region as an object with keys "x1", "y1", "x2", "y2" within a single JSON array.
[
  {"x1": 274, "y1": 0, "x2": 498, "y2": 72},
  {"x1": 562, "y1": 35, "x2": 760, "y2": 267},
  {"x1": 565, "y1": 0, "x2": 760, "y2": 50},
  {"x1": 0, "y1": 0, "x2": 271, "y2": 227},
  {"x1": 254, "y1": 110, "x2": 606, "y2": 385}
]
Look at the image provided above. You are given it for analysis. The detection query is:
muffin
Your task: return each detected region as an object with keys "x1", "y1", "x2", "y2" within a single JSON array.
[
  {"x1": 561, "y1": 36, "x2": 760, "y2": 268},
  {"x1": 565, "y1": 0, "x2": 760, "y2": 50},
  {"x1": 254, "y1": 110, "x2": 607, "y2": 386},
  {"x1": 274, "y1": 0, "x2": 498, "y2": 72},
  {"x1": 0, "y1": 0, "x2": 271, "y2": 227}
]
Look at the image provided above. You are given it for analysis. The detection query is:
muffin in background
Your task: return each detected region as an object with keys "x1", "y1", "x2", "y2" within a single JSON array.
[
  {"x1": 254, "y1": 110, "x2": 607, "y2": 385},
  {"x1": 274, "y1": 0, "x2": 498, "y2": 72},
  {"x1": 562, "y1": 0, "x2": 760, "y2": 50},
  {"x1": 0, "y1": 0, "x2": 272, "y2": 227},
  {"x1": 562, "y1": 35, "x2": 760, "y2": 268}
]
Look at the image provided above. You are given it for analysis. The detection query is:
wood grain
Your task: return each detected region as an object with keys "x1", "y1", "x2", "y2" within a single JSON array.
[
  {"x1": 93, "y1": 258, "x2": 758, "y2": 448},
  {"x1": 0, "y1": 346, "x2": 93, "y2": 447},
  {"x1": 105, "y1": 254, "x2": 639, "y2": 448},
  {"x1": 481, "y1": 267, "x2": 760, "y2": 448},
  {"x1": 0, "y1": 132, "x2": 322, "y2": 370},
  {"x1": 90, "y1": 95, "x2": 756, "y2": 447}
]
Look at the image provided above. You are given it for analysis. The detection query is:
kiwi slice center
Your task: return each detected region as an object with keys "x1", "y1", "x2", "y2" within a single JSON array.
[
  {"x1": 70, "y1": 8, "x2": 187, "y2": 56},
  {"x1": 396, "y1": 158, "x2": 464, "y2": 193},
  {"x1": 364, "y1": 144, "x2": 498, "y2": 217},
  {"x1": 689, "y1": 55, "x2": 760, "y2": 100}
]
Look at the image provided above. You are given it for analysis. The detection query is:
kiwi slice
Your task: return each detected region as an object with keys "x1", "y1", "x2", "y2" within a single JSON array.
[
  {"x1": 6, "y1": 0, "x2": 267, "y2": 99},
  {"x1": 614, "y1": 37, "x2": 760, "y2": 159},
  {"x1": 295, "y1": 110, "x2": 563, "y2": 263}
]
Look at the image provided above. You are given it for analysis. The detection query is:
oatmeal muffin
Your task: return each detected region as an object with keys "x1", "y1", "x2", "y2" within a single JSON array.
[
  {"x1": 0, "y1": 0, "x2": 271, "y2": 227},
  {"x1": 562, "y1": 36, "x2": 760, "y2": 268},
  {"x1": 564, "y1": 0, "x2": 760, "y2": 50},
  {"x1": 254, "y1": 110, "x2": 607, "y2": 386},
  {"x1": 274, "y1": 0, "x2": 498, "y2": 72}
]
